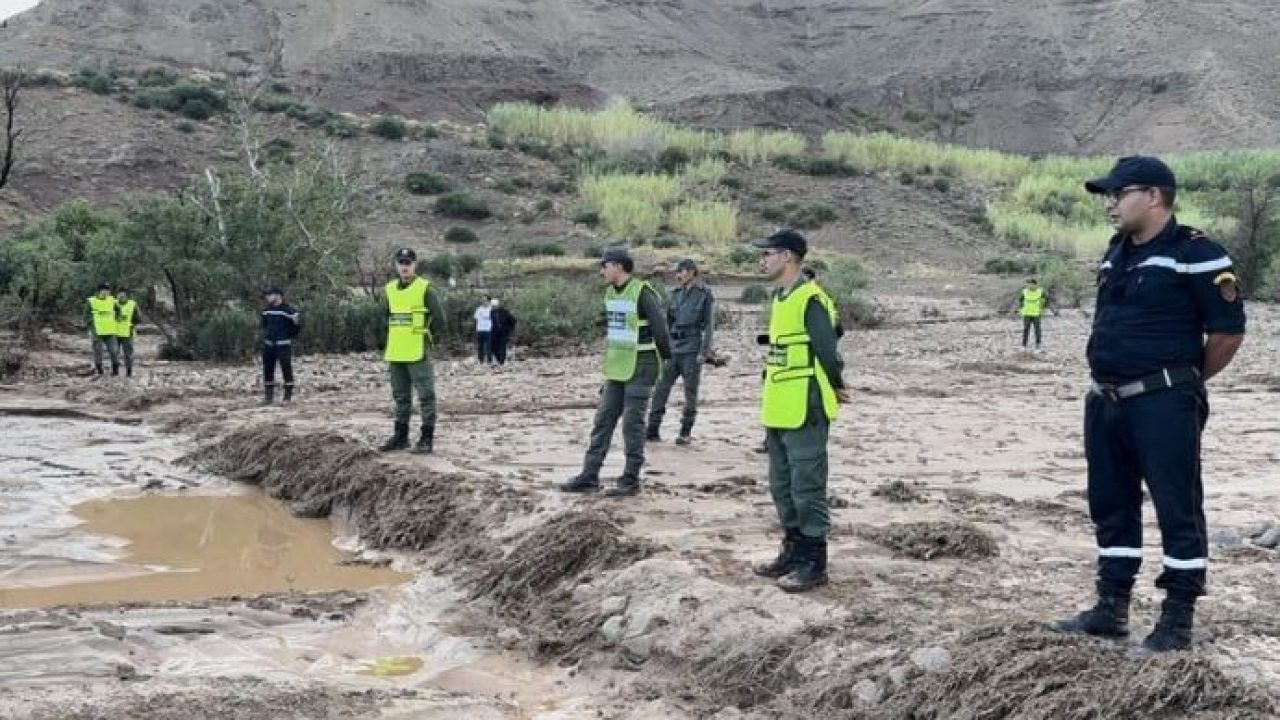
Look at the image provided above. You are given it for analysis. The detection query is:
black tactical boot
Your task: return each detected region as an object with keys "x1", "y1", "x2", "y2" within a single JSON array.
[
  {"x1": 753, "y1": 527, "x2": 802, "y2": 578},
  {"x1": 1050, "y1": 583, "x2": 1131, "y2": 638},
  {"x1": 111, "y1": 364, "x2": 120, "y2": 377},
  {"x1": 675, "y1": 421, "x2": 693, "y2": 446},
  {"x1": 261, "y1": 384, "x2": 275, "y2": 406},
  {"x1": 282, "y1": 384, "x2": 293, "y2": 405},
  {"x1": 604, "y1": 473, "x2": 641, "y2": 497},
  {"x1": 410, "y1": 425, "x2": 434, "y2": 455},
  {"x1": 1142, "y1": 596, "x2": 1195, "y2": 652},
  {"x1": 778, "y1": 536, "x2": 828, "y2": 593},
  {"x1": 94, "y1": 364, "x2": 104, "y2": 376},
  {"x1": 378, "y1": 422, "x2": 410, "y2": 452},
  {"x1": 559, "y1": 473, "x2": 601, "y2": 493},
  {"x1": 125, "y1": 363, "x2": 133, "y2": 378},
  {"x1": 645, "y1": 427, "x2": 661, "y2": 442}
]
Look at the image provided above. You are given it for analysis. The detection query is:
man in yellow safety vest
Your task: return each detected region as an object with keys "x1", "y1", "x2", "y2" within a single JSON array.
[
  {"x1": 113, "y1": 288, "x2": 140, "y2": 378},
  {"x1": 561, "y1": 246, "x2": 672, "y2": 497},
  {"x1": 1017, "y1": 278, "x2": 1049, "y2": 348},
  {"x1": 750, "y1": 230, "x2": 852, "y2": 593},
  {"x1": 379, "y1": 247, "x2": 445, "y2": 454},
  {"x1": 85, "y1": 282, "x2": 120, "y2": 377}
]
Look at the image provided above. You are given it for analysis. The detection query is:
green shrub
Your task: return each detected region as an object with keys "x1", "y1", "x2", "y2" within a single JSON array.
[
  {"x1": 261, "y1": 138, "x2": 294, "y2": 164},
  {"x1": 180, "y1": 99, "x2": 213, "y2": 121},
  {"x1": 505, "y1": 279, "x2": 603, "y2": 349},
  {"x1": 73, "y1": 68, "x2": 115, "y2": 95},
  {"x1": 740, "y1": 283, "x2": 771, "y2": 303},
  {"x1": 759, "y1": 206, "x2": 787, "y2": 223},
  {"x1": 899, "y1": 172, "x2": 916, "y2": 185},
  {"x1": 659, "y1": 146, "x2": 691, "y2": 174},
  {"x1": 404, "y1": 172, "x2": 452, "y2": 195},
  {"x1": 902, "y1": 109, "x2": 928, "y2": 123},
  {"x1": 534, "y1": 198, "x2": 554, "y2": 213},
  {"x1": 435, "y1": 193, "x2": 492, "y2": 220},
  {"x1": 286, "y1": 103, "x2": 331, "y2": 127},
  {"x1": 571, "y1": 208, "x2": 601, "y2": 226},
  {"x1": 772, "y1": 155, "x2": 859, "y2": 177},
  {"x1": 369, "y1": 115, "x2": 408, "y2": 140},
  {"x1": 791, "y1": 204, "x2": 837, "y2": 230},
  {"x1": 545, "y1": 178, "x2": 569, "y2": 194},
  {"x1": 443, "y1": 226, "x2": 479, "y2": 244},
  {"x1": 728, "y1": 245, "x2": 756, "y2": 267},
  {"x1": 324, "y1": 116, "x2": 359, "y2": 138},
  {"x1": 175, "y1": 121, "x2": 196, "y2": 134},
  {"x1": 420, "y1": 253, "x2": 483, "y2": 279},
  {"x1": 414, "y1": 124, "x2": 440, "y2": 140},
  {"x1": 299, "y1": 300, "x2": 384, "y2": 354},
  {"x1": 844, "y1": 295, "x2": 884, "y2": 328},
  {"x1": 1036, "y1": 257, "x2": 1092, "y2": 308},
  {"x1": 251, "y1": 94, "x2": 293, "y2": 113},
  {"x1": 720, "y1": 176, "x2": 746, "y2": 190},
  {"x1": 981, "y1": 257, "x2": 1039, "y2": 275},
  {"x1": 583, "y1": 243, "x2": 604, "y2": 259},
  {"x1": 652, "y1": 235, "x2": 680, "y2": 249},
  {"x1": 269, "y1": 81, "x2": 292, "y2": 95},
  {"x1": 932, "y1": 177, "x2": 951, "y2": 193},
  {"x1": 511, "y1": 241, "x2": 565, "y2": 258},
  {"x1": 185, "y1": 308, "x2": 258, "y2": 361},
  {"x1": 138, "y1": 67, "x2": 179, "y2": 87}
]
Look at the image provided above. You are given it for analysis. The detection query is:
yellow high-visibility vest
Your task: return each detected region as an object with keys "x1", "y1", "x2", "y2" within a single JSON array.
[
  {"x1": 761, "y1": 282, "x2": 838, "y2": 429},
  {"x1": 1020, "y1": 287, "x2": 1046, "y2": 317},
  {"x1": 384, "y1": 277, "x2": 431, "y2": 363},
  {"x1": 115, "y1": 299, "x2": 137, "y2": 338},
  {"x1": 602, "y1": 279, "x2": 656, "y2": 381},
  {"x1": 88, "y1": 296, "x2": 117, "y2": 337}
]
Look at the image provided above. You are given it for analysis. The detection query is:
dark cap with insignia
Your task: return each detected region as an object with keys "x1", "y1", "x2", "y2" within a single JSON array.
[
  {"x1": 753, "y1": 229, "x2": 808, "y2": 258},
  {"x1": 599, "y1": 245, "x2": 633, "y2": 266},
  {"x1": 1085, "y1": 156, "x2": 1177, "y2": 194},
  {"x1": 394, "y1": 247, "x2": 417, "y2": 262},
  {"x1": 675, "y1": 258, "x2": 698, "y2": 272}
]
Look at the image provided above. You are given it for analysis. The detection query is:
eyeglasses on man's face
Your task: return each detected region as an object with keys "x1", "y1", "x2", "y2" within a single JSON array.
[{"x1": 1103, "y1": 186, "x2": 1151, "y2": 204}]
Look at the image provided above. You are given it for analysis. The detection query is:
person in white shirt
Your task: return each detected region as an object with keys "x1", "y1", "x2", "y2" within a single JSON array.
[{"x1": 474, "y1": 296, "x2": 494, "y2": 363}]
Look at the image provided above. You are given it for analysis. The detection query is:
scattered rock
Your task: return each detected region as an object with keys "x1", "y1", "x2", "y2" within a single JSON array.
[
  {"x1": 887, "y1": 664, "x2": 912, "y2": 687},
  {"x1": 854, "y1": 678, "x2": 883, "y2": 706},
  {"x1": 910, "y1": 646, "x2": 951, "y2": 674},
  {"x1": 625, "y1": 609, "x2": 662, "y2": 638},
  {"x1": 1210, "y1": 530, "x2": 1244, "y2": 550},
  {"x1": 114, "y1": 663, "x2": 138, "y2": 681},
  {"x1": 872, "y1": 480, "x2": 926, "y2": 503},
  {"x1": 600, "y1": 615, "x2": 626, "y2": 646},
  {"x1": 620, "y1": 634, "x2": 653, "y2": 665},
  {"x1": 95, "y1": 621, "x2": 127, "y2": 641},
  {"x1": 1254, "y1": 526, "x2": 1280, "y2": 549},
  {"x1": 600, "y1": 595, "x2": 628, "y2": 617},
  {"x1": 153, "y1": 623, "x2": 216, "y2": 635},
  {"x1": 497, "y1": 627, "x2": 524, "y2": 648}
]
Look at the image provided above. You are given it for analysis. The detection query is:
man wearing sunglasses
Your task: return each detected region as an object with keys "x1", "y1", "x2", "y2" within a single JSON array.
[
  {"x1": 379, "y1": 247, "x2": 446, "y2": 454},
  {"x1": 1051, "y1": 156, "x2": 1245, "y2": 652},
  {"x1": 751, "y1": 230, "x2": 852, "y2": 593}
]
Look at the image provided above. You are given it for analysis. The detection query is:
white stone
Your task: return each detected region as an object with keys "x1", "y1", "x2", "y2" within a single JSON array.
[{"x1": 910, "y1": 646, "x2": 951, "y2": 674}]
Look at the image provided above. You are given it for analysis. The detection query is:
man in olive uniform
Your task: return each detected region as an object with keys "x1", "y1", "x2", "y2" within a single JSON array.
[
  {"x1": 1050, "y1": 156, "x2": 1245, "y2": 652},
  {"x1": 751, "y1": 230, "x2": 851, "y2": 593},
  {"x1": 86, "y1": 282, "x2": 120, "y2": 377},
  {"x1": 113, "y1": 288, "x2": 140, "y2": 377},
  {"x1": 379, "y1": 248, "x2": 445, "y2": 454},
  {"x1": 1017, "y1": 278, "x2": 1048, "y2": 348},
  {"x1": 561, "y1": 246, "x2": 672, "y2": 497},
  {"x1": 646, "y1": 258, "x2": 714, "y2": 445}
]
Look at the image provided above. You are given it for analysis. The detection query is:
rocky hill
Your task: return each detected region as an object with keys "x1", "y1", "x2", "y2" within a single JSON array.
[{"x1": 3, "y1": 0, "x2": 1279, "y2": 153}]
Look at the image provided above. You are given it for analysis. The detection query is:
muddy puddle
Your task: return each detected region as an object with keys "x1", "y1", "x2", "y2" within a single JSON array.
[{"x1": 0, "y1": 491, "x2": 407, "y2": 607}]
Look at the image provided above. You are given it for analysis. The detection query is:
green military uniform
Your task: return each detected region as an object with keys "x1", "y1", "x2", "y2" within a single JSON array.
[
  {"x1": 114, "y1": 297, "x2": 139, "y2": 377},
  {"x1": 382, "y1": 274, "x2": 444, "y2": 453},
  {"x1": 646, "y1": 278, "x2": 714, "y2": 442},
  {"x1": 86, "y1": 290, "x2": 120, "y2": 376},
  {"x1": 565, "y1": 268, "x2": 672, "y2": 495}
]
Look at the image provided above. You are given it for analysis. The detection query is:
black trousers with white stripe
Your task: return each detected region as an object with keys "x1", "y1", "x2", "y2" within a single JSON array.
[
  {"x1": 1084, "y1": 383, "x2": 1209, "y2": 598},
  {"x1": 262, "y1": 342, "x2": 294, "y2": 388}
]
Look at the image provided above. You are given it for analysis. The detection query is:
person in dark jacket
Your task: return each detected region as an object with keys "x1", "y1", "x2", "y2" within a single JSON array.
[
  {"x1": 260, "y1": 286, "x2": 300, "y2": 405},
  {"x1": 489, "y1": 298, "x2": 517, "y2": 366}
]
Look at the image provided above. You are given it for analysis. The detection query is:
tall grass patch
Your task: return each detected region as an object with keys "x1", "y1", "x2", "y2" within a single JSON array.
[{"x1": 669, "y1": 202, "x2": 738, "y2": 245}]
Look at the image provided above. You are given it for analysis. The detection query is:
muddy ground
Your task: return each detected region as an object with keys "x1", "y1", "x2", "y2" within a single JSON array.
[{"x1": 1, "y1": 293, "x2": 1278, "y2": 719}]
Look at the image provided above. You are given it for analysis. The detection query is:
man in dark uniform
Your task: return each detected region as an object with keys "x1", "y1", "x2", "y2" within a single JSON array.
[
  {"x1": 751, "y1": 231, "x2": 852, "y2": 593},
  {"x1": 260, "y1": 286, "x2": 300, "y2": 405},
  {"x1": 646, "y1": 258, "x2": 715, "y2": 445},
  {"x1": 1051, "y1": 156, "x2": 1245, "y2": 652},
  {"x1": 380, "y1": 248, "x2": 446, "y2": 454},
  {"x1": 561, "y1": 246, "x2": 672, "y2": 497}
]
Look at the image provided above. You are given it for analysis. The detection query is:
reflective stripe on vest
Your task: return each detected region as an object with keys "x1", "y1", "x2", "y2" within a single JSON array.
[
  {"x1": 761, "y1": 282, "x2": 838, "y2": 429},
  {"x1": 88, "y1": 296, "x2": 117, "y2": 337},
  {"x1": 1021, "y1": 287, "x2": 1045, "y2": 317},
  {"x1": 602, "y1": 279, "x2": 655, "y2": 381},
  {"x1": 114, "y1": 300, "x2": 137, "y2": 338},
  {"x1": 384, "y1": 277, "x2": 431, "y2": 363}
]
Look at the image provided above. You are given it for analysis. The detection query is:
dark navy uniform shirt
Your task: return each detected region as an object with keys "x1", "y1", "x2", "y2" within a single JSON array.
[
  {"x1": 1088, "y1": 217, "x2": 1245, "y2": 383},
  {"x1": 262, "y1": 303, "x2": 300, "y2": 344}
]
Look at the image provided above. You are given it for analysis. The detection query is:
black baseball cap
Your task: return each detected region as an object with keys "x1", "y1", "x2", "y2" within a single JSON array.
[
  {"x1": 1085, "y1": 156, "x2": 1176, "y2": 194},
  {"x1": 263, "y1": 285, "x2": 283, "y2": 296},
  {"x1": 394, "y1": 247, "x2": 417, "y2": 262},
  {"x1": 97, "y1": 282, "x2": 111, "y2": 291},
  {"x1": 675, "y1": 258, "x2": 698, "y2": 272},
  {"x1": 753, "y1": 229, "x2": 808, "y2": 258},
  {"x1": 600, "y1": 246, "x2": 633, "y2": 266}
]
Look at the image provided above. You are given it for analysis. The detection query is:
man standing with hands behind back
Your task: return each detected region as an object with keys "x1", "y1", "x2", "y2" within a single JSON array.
[
  {"x1": 750, "y1": 229, "x2": 852, "y2": 593},
  {"x1": 380, "y1": 247, "x2": 445, "y2": 455}
]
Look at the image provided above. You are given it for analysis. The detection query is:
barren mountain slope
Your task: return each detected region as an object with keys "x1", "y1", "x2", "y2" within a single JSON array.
[{"x1": 2, "y1": 0, "x2": 1278, "y2": 153}]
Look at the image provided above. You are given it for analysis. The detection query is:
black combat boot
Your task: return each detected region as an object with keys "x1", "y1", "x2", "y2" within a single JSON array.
[
  {"x1": 675, "y1": 421, "x2": 693, "y2": 446},
  {"x1": 753, "y1": 527, "x2": 802, "y2": 578},
  {"x1": 604, "y1": 473, "x2": 641, "y2": 497},
  {"x1": 378, "y1": 422, "x2": 410, "y2": 451},
  {"x1": 410, "y1": 425, "x2": 434, "y2": 455},
  {"x1": 1050, "y1": 583, "x2": 1131, "y2": 638},
  {"x1": 261, "y1": 384, "x2": 275, "y2": 406},
  {"x1": 645, "y1": 427, "x2": 661, "y2": 442},
  {"x1": 1142, "y1": 596, "x2": 1195, "y2": 652},
  {"x1": 778, "y1": 536, "x2": 828, "y2": 593},
  {"x1": 282, "y1": 384, "x2": 293, "y2": 405},
  {"x1": 559, "y1": 473, "x2": 601, "y2": 493},
  {"x1": 125, "y1": 362, "x2": 133, "y2": 378},
  {"x1": 94, "y1": 364, "x2": 104, "y2": 376},
  {"x1": 111, "y1": 364, "x2": 120, "y2": 377}
]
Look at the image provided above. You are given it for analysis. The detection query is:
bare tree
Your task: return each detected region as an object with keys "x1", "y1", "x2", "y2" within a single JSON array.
[{"x1": 0, "y1": 69, "x2": 22, "y2": 190}]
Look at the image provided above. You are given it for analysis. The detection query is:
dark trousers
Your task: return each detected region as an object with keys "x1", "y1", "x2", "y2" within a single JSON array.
[
  {"x1": 476, "y1": 331, "x2": 492, "y2": 363},
  {"x1": 766, "y1": 409, "x2": 831, "y2": 539},
  {"x1": 582, "y1": 351, "x2": 658, "y2": 479},
  {"x1": 92, "y1": 334, "x2": 119, "y2": 374},
  {"x1": 262, "y1": 343, "x2": 294, "y2": 389},
  {"x1": 491, "y1": 331, "x2": 510, "y2": 365},
  {"x1": 1085, "y1": 384, "x2": 1209, "y2": 598},
  {"x1": 389, "y1": 359, "x2": 436, "y2": 428},
  {"x1": 647, "y1": 352, "x2": 702, "y2": 435},
  {"x1": 1022, "y1": 316, "x2": 1042, "y2": 347},
  {"x1": 118, "y1": 337, "x2": 134, "y2": 376}
]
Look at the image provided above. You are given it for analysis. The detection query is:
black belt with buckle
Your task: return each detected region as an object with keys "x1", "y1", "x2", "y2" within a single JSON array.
[{"x1": 1092, "y1": 367, "x2": 1201, "y2": 402}]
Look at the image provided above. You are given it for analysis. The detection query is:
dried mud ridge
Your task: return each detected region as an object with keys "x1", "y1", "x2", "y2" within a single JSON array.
[{"x1": 179, "y1": 428, "x2": 1277, "y2": 719}]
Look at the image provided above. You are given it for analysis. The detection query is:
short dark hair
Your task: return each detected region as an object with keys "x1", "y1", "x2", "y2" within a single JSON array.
[
  {"x1": 617, "y1": 257, "x2": 634, "y2": 273},
  {"x1": 1153, "y1": 186, "x2": 1176, "y2": 209},
  {"x1": 801, "y1": 266, "x2": 817, "y2": 280}
]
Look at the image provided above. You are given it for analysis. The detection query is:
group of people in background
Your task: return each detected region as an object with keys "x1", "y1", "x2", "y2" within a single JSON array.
[
  {"x1": 472, "y1": 296, "x2": 517, "y2": 366},
  {"x1": 85, "y1": 283, "x2": 140, "y2": 378}
]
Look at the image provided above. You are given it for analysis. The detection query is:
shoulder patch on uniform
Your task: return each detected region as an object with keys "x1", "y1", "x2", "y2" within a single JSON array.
[
  {"x1": 1216, "y1": 273, "x2": 1239, "y2": 302},
  {"x1": 1181, "y1": 226, "x2": 1209, "y2": 241}
]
